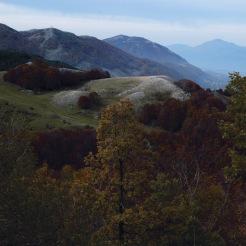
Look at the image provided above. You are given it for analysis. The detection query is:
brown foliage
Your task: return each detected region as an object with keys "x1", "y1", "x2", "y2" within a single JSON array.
[
  {"x1": 141, "y1": 89, "x2": 230, "y2": 175},
  {"x1": 4, "y1": 60, "x2": 110, "y2": 91},
  {"x1": 78, "y1": 92, "x2": 101, "y2": 109},
  {"x1": 157, "y1": 98, "x2": 187, "y2": 132},
  {"x1": 78, "y1": 96, "x2": 92, "y2": 109},
  {"x1": 32, "y1": 127, "x2": 96, "y2": 170}
]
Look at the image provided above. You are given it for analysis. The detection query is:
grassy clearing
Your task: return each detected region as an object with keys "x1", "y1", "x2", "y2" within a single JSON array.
[
  {"x1": 85, "y1": 77, "x2": 141, "y2": 104},
  {"x1": 0, "y1": 74, "x2": 174, "y2": 130},
  {"x1": 0, "y1": 72, "x2": 97, "y2": 130}
]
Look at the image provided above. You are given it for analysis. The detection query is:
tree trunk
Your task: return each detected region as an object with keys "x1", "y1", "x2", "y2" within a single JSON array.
[{"x1": 119, "y1": 158, "x2": 124, "y2": 244}]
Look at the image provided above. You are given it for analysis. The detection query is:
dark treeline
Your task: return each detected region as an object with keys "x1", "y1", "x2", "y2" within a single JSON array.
[{"x1": 3, "y1": 60, "x2": 110, "y2": 91}]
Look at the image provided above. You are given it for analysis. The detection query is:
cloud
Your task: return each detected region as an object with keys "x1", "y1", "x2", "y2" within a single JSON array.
[{"x1": 0, "y1": 2, "x2": 245, "y2": 45}]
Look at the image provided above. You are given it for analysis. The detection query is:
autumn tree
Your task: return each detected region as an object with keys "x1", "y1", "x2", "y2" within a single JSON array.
[
  {"x1": 85, "y1": 100, "x2": 154, "y2": 245},
  {"x1": 0, "y1": 109, "x2": 70, "y2": 245}
]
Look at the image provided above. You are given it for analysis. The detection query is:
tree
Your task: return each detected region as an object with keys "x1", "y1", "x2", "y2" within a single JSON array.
[
  {"x1": 85, "y1": 100, "x2": 154, "y2": 245},
  {"x1": 0, "y1": 109, "x2": 70, "y2": 245},
  {"x1": 221, "y1": 73, "x2": 246, "y2": 180}
]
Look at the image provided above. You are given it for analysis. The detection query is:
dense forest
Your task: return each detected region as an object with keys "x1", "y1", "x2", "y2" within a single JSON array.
[{"x1": 0, "y1": 72, "x2": 245, "y2": 245}]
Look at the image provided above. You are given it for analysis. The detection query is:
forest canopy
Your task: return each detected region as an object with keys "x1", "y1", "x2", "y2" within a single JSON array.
[{"x1": 0, "y1": 73, "x2": 245, "y2": 245}]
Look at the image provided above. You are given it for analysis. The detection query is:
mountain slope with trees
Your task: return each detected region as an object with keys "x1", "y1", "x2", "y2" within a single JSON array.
[
  {"x1": 105, "y1": 35, "x2": 226, "y2": 88},
  {"x1": 0, "y1": 23, "x2": 225, "y2": 88}
]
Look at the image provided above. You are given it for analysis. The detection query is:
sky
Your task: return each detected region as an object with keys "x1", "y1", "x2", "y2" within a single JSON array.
[{"x1": 0, "y1": 0, "x2": 246, "y2": 46}]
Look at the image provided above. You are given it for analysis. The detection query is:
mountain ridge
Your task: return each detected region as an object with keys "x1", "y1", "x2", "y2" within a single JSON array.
[
  {"x1": 0, "y1": 23, "x2": 226, "y2": 88},
  {"x1": 168, "y1": 39, "x2": 246, "y2": 74},
  {"x1": 0, "y1": 24, "x2": 182, "y2": 79},
  {"x1": 105, "y1": 35, "x2": 226, "y2": 88}
]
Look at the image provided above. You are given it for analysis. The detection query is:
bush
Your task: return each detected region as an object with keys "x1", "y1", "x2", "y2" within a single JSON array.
[
  {"x1": 78, "y1": 92, "x2": 101, "y2": 109},
  {"x1": 78, "y1": 96, "x2": 92, "y2": 109}
]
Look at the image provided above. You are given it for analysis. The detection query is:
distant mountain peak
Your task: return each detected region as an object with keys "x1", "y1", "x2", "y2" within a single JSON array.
[
  {"x1": 168, "y1": 38, "x2": 246, "y2": 78},
  {"x1": 197, "y1": 39, "x2": 237, "y2": 48}
]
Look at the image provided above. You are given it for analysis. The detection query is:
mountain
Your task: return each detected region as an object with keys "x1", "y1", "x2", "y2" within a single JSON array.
[
  {"x1": 104, "y1": 35, "x2": 223, "y2": 88},
  {"x1": 105, "y1": 35, "x2": 187, "y2": 65},
  {"x1": 0, "y1": 24, "x2": 223, "y2": 88},
  {"x1": 0, "y1": 24, "x2": 37, "y2": 53},
  {"x1": 22, "y1": 28, "x2": 183, "y2": 78},
  {"x1": 169, "y1": 39, "x2": 246, "y2": 75},
  {"x1": 0, "y1": 24, "x2": 183, "y2": 78}
]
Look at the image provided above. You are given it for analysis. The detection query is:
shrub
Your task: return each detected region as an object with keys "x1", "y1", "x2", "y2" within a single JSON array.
[
  {"x1": 88, "y1": 92, "x2": 101, "y2": 106},
  {"x1": 78, "y1": 92, "x2": 101, "y2": 109},
  {"x1": 78, "y1": 96, "x2": 92, "y2": 109}
]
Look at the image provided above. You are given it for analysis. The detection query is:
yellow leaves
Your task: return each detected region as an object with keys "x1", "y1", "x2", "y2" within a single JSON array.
[{"x1": 81, "y1": 99, "x2": 156, "y2": 243}]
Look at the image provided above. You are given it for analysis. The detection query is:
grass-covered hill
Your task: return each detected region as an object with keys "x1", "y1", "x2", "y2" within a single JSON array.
[
  {"x1": 0, "y1": 64, "x2": 228, "y2": 133},
  {"x1": 0, "y1": 72, "x2": 98, "y2": 129},
  {"x1": 0, "y1": 70, "x2": 191, "y2": 130}
]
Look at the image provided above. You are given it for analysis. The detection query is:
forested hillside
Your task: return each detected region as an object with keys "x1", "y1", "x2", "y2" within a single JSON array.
[{"x1": 0, "y1": 71, "x2": 245, "y2": 245}]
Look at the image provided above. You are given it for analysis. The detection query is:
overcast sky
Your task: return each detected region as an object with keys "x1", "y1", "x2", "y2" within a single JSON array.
[{"x1": 0, "y1": 0, "x2": 245, "y2": 46}]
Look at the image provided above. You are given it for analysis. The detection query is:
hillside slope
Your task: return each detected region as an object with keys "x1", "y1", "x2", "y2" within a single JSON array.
[
  {"x1": 0, "y1": 23, "x2": 227, "y2": 88},
  {"x1": 105, "y1": 35, "x2": 222, "y2": 88},
  {"x1": 0, "y1": 24, "x2": 180, "y2": 78},
  {"x1": 0, "y1": 69, "x2": 191, "y2": 130},
  {"x1": 0, "y1": 72, "x2": 97, "y2": 129},
  {"x1": 105, "y1": 35, "x2": 187, "y2": 65}
]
